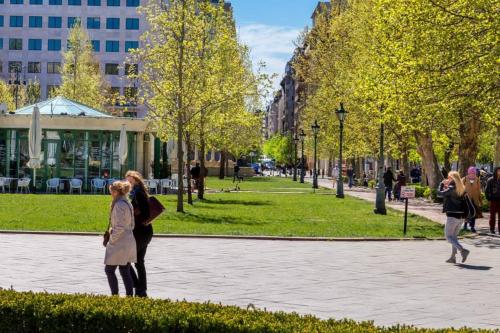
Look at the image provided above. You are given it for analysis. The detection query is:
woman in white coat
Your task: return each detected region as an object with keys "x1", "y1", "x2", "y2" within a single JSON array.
[{"x1": 104, "y1": 181, "x2": 137, "y2": 296}]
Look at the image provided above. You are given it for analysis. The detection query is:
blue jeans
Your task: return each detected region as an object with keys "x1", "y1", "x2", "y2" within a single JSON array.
[
  {"x1": 348, "y1": 176, "x2": 354, "y2": 188},
  {"x1": 105, "y1": 264, "x2": 134, "y2": 296},
  {"x1": 385, "y1": 186, "x2": 393, "y2": 201}
]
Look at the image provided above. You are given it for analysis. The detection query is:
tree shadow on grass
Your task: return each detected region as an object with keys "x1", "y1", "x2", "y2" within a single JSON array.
[
  {"x1": 202, "y1": 199, "x2": 272, "y2": 206},
  {"x1": 181, "y1": 212, "x2": 265, "y2": 226}
]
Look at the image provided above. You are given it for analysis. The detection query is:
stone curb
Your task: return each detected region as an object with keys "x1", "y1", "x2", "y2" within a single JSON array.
[{"x1": 0, "y1": 230, "x2": 446, "y2": 241}]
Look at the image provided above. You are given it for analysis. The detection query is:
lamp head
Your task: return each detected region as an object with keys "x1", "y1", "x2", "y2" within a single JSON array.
[
  {"x1": 336, "y1": 103, "x2": 347, "y2": 123},
  {"x1": 311, "y1": 120, "x2": 320, "y2": 135}
]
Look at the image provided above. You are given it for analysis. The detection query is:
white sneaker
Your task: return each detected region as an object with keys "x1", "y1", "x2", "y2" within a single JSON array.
[{"x1": 446, "y1": 257, "x2": 456, "y2": 264}]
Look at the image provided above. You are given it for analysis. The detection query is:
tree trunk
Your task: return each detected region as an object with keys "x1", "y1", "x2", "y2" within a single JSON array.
[
  {"x1": 185, "y1": 132, "x2": 193, "y2": 205},
  {"x1": 443, "y1": 142, "x2": 454, "y2": 175},
  {"x1": 495, "y1": 126, "x2": 500, "y2": 167},
  {"x1": 402, "y1": 148, "x2": 410, "y2": 183},
  {"x1": 219, "y1": 150, "x2": 226, "y2": 179},
  {"x1": 176, "y1": 117, "x2": 184, "y2": 213},
  {"x1": 414, "y1": 131, "x2": 442, "y2": 189},
  {"x1": 458, "y1": 112, "x2": 481, "y2": 175},
  {"x1": 198, "y1": 136, "x2": 206, "y2": 200}
]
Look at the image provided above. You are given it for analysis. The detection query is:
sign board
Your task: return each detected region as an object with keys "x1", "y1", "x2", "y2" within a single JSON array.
[
  {"x1": 0, "y1": 103, "x2": 7, "y2": 114},
  {"x1": 401, "y1": 186, "x2": 416, "y2": 199}
]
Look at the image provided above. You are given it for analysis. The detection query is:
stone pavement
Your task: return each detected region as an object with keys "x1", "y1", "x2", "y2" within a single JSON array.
[{"x1": 1, "y1": 233, "x2": 500, "y2": 329}]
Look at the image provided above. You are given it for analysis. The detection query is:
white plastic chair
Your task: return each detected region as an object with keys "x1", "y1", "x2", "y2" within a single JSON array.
[
  {"x1": 160, "y1": 179, "x2": 171, "y2": 194},
  {"x1": 147, "y1": 179, "x2": 159, "y2": 194},
  {"x1": 91, "y1": 178, "x2": 106, "y2": 194},
  {"x1": 170, "y1": 178, "x2": 178, "y2": 192},
  {"x1": 69, "y1": 179, "x2": 83, "y2": 194},
  {"x1": 0, "y1": 178, "x2": 5, "y2": 193},
  {"x1": 17, "y1": 178, "x2": 31, "y2": 193},
  {"x1": 46, "y1": 178, "x2": 60, "y2": 194}
]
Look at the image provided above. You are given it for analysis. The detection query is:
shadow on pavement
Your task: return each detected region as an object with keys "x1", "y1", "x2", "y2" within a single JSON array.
[{"x1": 456, "y1": 264, "x2": 492, "y2": 271}]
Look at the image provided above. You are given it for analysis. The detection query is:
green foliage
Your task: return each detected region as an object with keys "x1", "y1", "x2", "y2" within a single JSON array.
[
  {"x1": 0, "y1": 80, "x2": 15, "y2": 111},
  {"x1": 481, "y1": 193, "x2": 490, "y2": 212},
  {"x1": 263, "y1": 134, "x2": 292, "y2": 164},
  {"x1": 0, "y1": 289, "x2": 495, "y2": 333},
  {"x1": 415, "y1": 185, "x2": 428, "y2": 198}
]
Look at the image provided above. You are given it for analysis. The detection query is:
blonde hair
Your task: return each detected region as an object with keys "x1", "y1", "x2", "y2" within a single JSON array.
[
  {"x1": 125, "y1": 170, "x2": 148, "y2": 195},
  {"x1": 109, "y1": 181, "x2": 131, "y2": 197},
  {"x1": 448, "y1": 171, "x2": 465, "y2": 197}
]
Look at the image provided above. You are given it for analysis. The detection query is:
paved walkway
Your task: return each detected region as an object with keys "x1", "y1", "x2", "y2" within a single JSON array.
[{"x1": 1, "y1": 234, "x2": 500, "y2": 329}]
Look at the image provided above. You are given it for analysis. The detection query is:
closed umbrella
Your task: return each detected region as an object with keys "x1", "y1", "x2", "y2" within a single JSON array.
[
  {"x1": 118, "y1": 125, "x2": 128, "y2": 176},
  {"x1": 27, "y1": 105, "x2": 42, "y2": 192}
]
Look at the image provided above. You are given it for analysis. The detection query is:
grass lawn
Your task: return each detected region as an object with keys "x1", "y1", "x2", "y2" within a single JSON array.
[{"x1": 0, "y1": 176, "x2": 443, "y2": 238}]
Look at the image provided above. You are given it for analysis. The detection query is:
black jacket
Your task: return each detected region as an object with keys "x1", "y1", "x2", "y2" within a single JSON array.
[
  {"x1": 130, "y1": 185, "x2": 152, "y2": 238},
  {"x1": 383, "y1": 170, "x2": 395, "y2": 187},
  {"x1": 485, "y1": 167, "x2": 500, "y2": 202},
  {"x1": 438, "y1": 182, "x2": 465, "y2": 218}
]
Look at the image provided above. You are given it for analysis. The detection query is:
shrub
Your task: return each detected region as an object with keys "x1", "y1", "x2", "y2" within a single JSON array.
[
  {"x1": 481, "y1": 193, "x2": 490, "y2": 212},
  {"x1": 368, "y1": 179, "x2": 377, "y2": 189},
  {"x1": 414, "y1": 185, "x2": 428, "y2": 198},
  {"x1": 0, "y1": 290, "x2": 496, "y2": 333}
]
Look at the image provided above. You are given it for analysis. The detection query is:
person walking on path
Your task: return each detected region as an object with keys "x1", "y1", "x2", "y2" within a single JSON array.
[
  {"x1": 438, "y1": 171, "x2": 470, "y2": 264},
  {"x1": 485, "y1": 167, "x2": 500, "y2": 234},
  {"x1": 125, "y1": 171, "x2": 152, "y2": 297},
  {"x1": 394, "y1": 170, "x2": 407, "y2": 201},
  {"x1": 104, "y1": 181, "x2": 137, "y2": 296},
  {"x1": 332, "y1": 166, "x2": 339, "y2": 189},
  {"x1": 462, "y1": 166, "x2": 483, "y2": 233},
  {"x1": 347, "y1": 166, "x2": 355, "y2": 189},
  {"x1": 383, "y1": 167, "x2": 396, "y2": 201}
]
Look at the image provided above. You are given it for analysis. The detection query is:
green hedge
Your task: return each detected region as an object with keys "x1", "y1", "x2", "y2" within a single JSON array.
[{"x1": 0, "y1": 290, "x2": 496, "y2": 333}]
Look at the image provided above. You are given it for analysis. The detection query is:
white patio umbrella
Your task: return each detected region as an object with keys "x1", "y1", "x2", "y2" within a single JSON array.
[
  {"x1": 118, "y1": 125, "x2": 128, "y2": 175},
  {"x1": 27, "y1": 105, "x2": 42, "y2": 191}
]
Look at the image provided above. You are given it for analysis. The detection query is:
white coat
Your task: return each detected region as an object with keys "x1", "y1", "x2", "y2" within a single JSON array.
[{"x1": 104, "y1": 198, "x2": 137, "y2": 266}]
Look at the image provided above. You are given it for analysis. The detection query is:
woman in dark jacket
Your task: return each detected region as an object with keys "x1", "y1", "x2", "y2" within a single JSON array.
[
  {"x1": 125, "y1": 171, "x2": 152, "y2": 297},
  {"x1": 438, "y1": 171, "x2": 470, "y2": 264},
  {"x1": 394, "y1": 170, "x2": 407, "y2": 201}
]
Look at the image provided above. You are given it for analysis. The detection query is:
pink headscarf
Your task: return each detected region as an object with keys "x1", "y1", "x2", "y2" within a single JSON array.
[{"x1": 467, "y1": 166, "x2": 477, "y2": 180}]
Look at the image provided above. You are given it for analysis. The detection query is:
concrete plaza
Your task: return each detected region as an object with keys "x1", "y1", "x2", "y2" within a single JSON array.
[{"x1": 1, "y1": 233, "x2": 500, "y2": 329}]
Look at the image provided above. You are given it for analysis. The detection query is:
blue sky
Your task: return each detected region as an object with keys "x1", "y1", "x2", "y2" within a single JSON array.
[{"x1": 230, "y1": 0, "x2": 320, "y2": 90}]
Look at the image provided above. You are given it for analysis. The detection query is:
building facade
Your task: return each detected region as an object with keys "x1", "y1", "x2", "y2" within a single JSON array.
[{"x1": 0, "y1": 0, "x2": 147, "y2": 116}]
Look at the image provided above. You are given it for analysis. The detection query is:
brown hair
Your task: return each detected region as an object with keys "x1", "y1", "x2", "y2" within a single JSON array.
[
  {"x1": 109, "y1": 181, "x2": 132, "y2": 197},
  {"x1": 125, "y1": 170, "x2": 149, "y2": 195}
]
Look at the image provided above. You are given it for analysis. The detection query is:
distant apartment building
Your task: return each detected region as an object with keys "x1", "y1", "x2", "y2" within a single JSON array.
[{"x1": 0, "y1": 0, "x2": 231, "y2": 118}]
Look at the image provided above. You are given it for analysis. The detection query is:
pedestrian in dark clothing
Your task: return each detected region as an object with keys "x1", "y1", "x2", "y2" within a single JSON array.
[
  {"x1": 485, "y1": 167, "x2": 500, "y2": 234},
  {"x1": 383, "y1": 167, "x2": 396, "y2": 201},
  {"x1": 438, "y1": 171, "x2": 470, "y2": 264},
  {"x1": 394, "y1": 170, "x2": 407, "y2": 201},
  {"x1": 410, "y1": 167, "x2": 421, "y2": 184},
  {"x1": 233, "y1": 164, "x2": 240, "y2": 182},
  {"x1": 362, "y1": 173, "x2": 368, "y2": 187},
  {"x1": 125, "y1": 171, "x2": 152, "y2": 297},
  {"x1": 347, "y1": 167, "x2": 355, "y2": 189},
  {"x1": 190, "y1": 163, "x2": 201, "y2": 191}
]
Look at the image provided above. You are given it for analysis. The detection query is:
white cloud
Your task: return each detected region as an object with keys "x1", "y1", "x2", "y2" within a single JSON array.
[{"x1": 238, "y1": 24, "x2": 302, "y2": 93}]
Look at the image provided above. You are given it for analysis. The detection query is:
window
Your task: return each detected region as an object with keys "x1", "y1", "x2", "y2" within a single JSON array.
[
  {"x1": 125, "y1": 18, "x2": 139, "y2": 30},
  {"x1": 68, "y1": 0, "x2": 81, "y2": 5},
  {"x1": 0, "y1": 39, "x2": 3, "y2": 50},
  {"x1": 87, "y1": 17, "x2": 100, "y2": 29},
  {"x1": 9, "y1": 39, "x2": 22, "y2": 50},
  {"x1": 91, "y1": 40, "x2": 100, "y2": 52},
  {"x1": 124, "y1": 87, "x2": 138, "y2": 105},
  {"x1": 9, "y1": 61, "x2": 22, "y2": 73},
  {"x1": 28, "y1": 39, "x2": 42, "y2": 50},
  {"x1": 29, "y1": 16, "x2": 42, "y2": 28},
  {"x1": 88, "y1": 0, "x2": 100, "y2": 5},
  {"x1": 0, "y1": 61, "x2": 2, "y2": 73},
  {"x1": 125, "y1": 41, "x2": 138, "y2": 53},
  {"x1": 126, "y1": 0, "x2": 138, "y2": 7},
  {"x1": 49, "y1": 0, "x2": 62, "y2": 4},
  {"x1": 106, "y1": 18, "x2": 120, "y2": 29},
  {"x1": 107, "y1": 0, "x2": 119, "y2": 6},
  {"x1": 47, "y1": 62, "x2": 61, "y2": 74},
  {"x1": 0, "y1": 16, "x2": 4, "y2": 28},
  {"x1": 105, "y1": 63, "x2": 119, "y2": 75},
  {"x1": 47, "y1": 39, "x2": 61, "y2": 51},
  {"x1": 28, "y1": 62, "x2": 41, "y2": 73},
  {"x1": 30, "y1": 0, "x2": 43, "y2": 4},
  {"x1": 10, "y1": 0, "x2": 23, "y2": 4},
  {"x1": 48, "y1": 16, "x2": 62, "y2": 28},
  {"x1": 125, "y1": 63, "x2": 138, "y2": 75},
  {"x1": 68, "y1": 17, "x2": 80, "y2": 28},
  {"x1": 10, "y1": 16, "x2": 23, "y2": 28},
  {"x1": 105, "y1": 40, "x2": 119, "y2": 52}
]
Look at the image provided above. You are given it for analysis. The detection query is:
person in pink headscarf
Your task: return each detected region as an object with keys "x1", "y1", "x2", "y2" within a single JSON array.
[{"x1": 462, "y1": 166, "x2": 483, "y2": 233}]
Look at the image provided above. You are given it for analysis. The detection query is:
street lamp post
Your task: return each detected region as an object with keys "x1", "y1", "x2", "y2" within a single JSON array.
[
  {"x1": 299, "y1": 129, "x2": 306, "y2": 183},
  {"x1": 8, "y1": 66, "x2": 26, "y2": 110},
  {"x1": 293, "y1": 133, "x2": 299, "y2": 181},
  {"x1": 374, "y1": 122, "x2": 387, "y2": 215},
  {"x1": 335, "y1": 103, "x2": 347, "y2": 198},
  {"x1": 311, "y1": 120, "x2": 320, "y2": 190}
]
